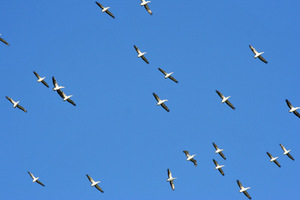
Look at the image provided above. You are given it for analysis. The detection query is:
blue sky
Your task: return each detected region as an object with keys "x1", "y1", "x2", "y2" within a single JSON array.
[{"x1": 0, "y1": 0, "x2": 299, "y2": 199}]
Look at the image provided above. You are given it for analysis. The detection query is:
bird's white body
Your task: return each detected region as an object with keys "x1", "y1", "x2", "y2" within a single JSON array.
[
  {"x1": 215, "y1": 165, "x2": 224, "y2": 170},
  {"x1": 165, "y1": 72, "x2": 173, "y2": 79},
  {"x1": 289, "y1": 107, "x2": 300, "y2": 112},
  {"x1": 240, "y1": 187, "x2": 251, "y2": 193},
  {"x1": 138, "y1": 52, "x2": 146, "y2": 57},
  {"x1": 32, "y1": 177, "x2": 39, "y2": 182},
  {"x1": 63, "y1": 95, "x2": 73, "y2": 101},
  {"x1": 91, "y1": 181, "x2": 101, "y2": 187},
  {"x1": 186, "y1": 154, "x2": 196, "y2": 161},
  {"x1": 167, "y1": 177, "x2": 177, "y2": 182},
  {"x1": 215, "y1": 148, "x2": 223, "y2": 154},
  {"x1": 283, "y1": 150, "x2": 291, "y2": 155},
  {"x1": 157, "y1": 99, "x2": 168, "y2": 106},
  {"x1": 102, "y1": 7, "x2": 109, "y2": 12},
  {"x1": 37, "y1": 77, "x2": 46, "y2": 82},
  {"x1": 141, "y1": 0, "x2": 151, "y2": 6},
  {"x1": 53, "y1": 86, "x2": 64, "y2": 91},
  {"x1": 254, "y1": 52, "x2": 264, "y2": 58},
  {"x1": 270, "y1": 157, "x2": 278, "y2": 162},
  {"x1": 13, "y1": 101, "x2": 19, "y2": 108},
  {"x1": 221, "y1": 96, "x2": 230, "y2": 103}
]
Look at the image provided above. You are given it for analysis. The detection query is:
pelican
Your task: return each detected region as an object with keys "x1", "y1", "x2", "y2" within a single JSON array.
[
  {"x1": 285, "y1": 99, "x2": 300, "y2": 118},
  {"x1": 280, "y1": 144, "x2": 294, "y2": 161},
  {"x1": 133, "y1": 45, "x2": 149, "y2": 64},
  {"x1": 216, "y1": 90, "x2": 235, "y2": 110},
  {"x1": 158, "y1": 68, "x2": 178, "y2": 83},
  {"x1": 237, "y1": 180, "x2": 251, "y2": 199},
  {"x1": 183, "y1": 150, "x2": 197, "y2": 166},
  {"x1": 167, "y1": 169, "x2": 177, "y2": 191},
  {"x1": 0, "y1": 34, "x2": 9, "y2": 46},
  {"x1": 6, "y1": 96, "x2": 27, "y2": 112},
  {"x1": 212, "y1": 159, "x2": 224, "y2": 176},
  {"x1": 140, "y1": 0, "x2": 152, "y2": 15},
  {"x1": 249, "y1": 45, "x2": 268, "y2": 64},
  {"x1": 33, "y1": 71, "x2": 49, "y2": 88},
  {"x1": 28, "y1": 172, "x2": 45, "y2": 187},
  {"x1": 86, "y1": 174, "x2": 104, "y2": 193},
  {"x1": 57, "y1": 90, "x2": 76, "y2": 106},
  {"x1": 153, "y1": 93, "x2": 169, "y2": 112},
  {"x1": 95, "y1": 2, "x2": 115, "y2": 18},
  {"x1": 52, "y1": 77, "x2": 65, "y2": 91},
  {"x1": 212, "y1": 142, "x2": 226, "y2": 160},
  {"x1": 266, "y1": 152, "x2": 281, "y2": 168}
]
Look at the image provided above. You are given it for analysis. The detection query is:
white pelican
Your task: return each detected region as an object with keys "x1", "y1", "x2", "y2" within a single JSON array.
[
  {"x1": 57, "y1": 90, "x2": 76, "y2": 106},
  {"x1": 249, "y1": 45, "x2": 268, "y2": 64},
  {"x1": 266, "y1": 152, "x2": 281, "y2": 168},
  {"x1": 285, "y1": 99, "x2": 300, "y2": 118},
  {"x1": 280, "y1": 144, "x2": 294, "y2": 161},
  {"x1": 167, "y1": 169, "x2": 177, "y2": 191},
  {"x1": 6, "y1": 96, "x2": 27, "y2": 112},
  {"x1": 86, "y1": 174, "x2": 104, "y2": 193},
  {"x1": 212, "y1": 159, "x2": 224, "y2": 176},
  {"x1": 183, "y1": 150, "x2": 197, "y2": 166},
  {"x1": 237, "y1": 180, "x2": 251, "y2": 199},
  {"x1": 212, "y1": 142, "x2": 226, "y2": 160},
  {"x1": 52, "y1": 77, "x2": 65, "y2": 91},
  {"x1": 33, "y1": 71, "x2": 49, "y2": 88},
  {"x1": 0, "y1": 34, "x2": 9, "y2": 46},
  {"x1": 153, "y1": 93, "x2": 169, "y2": 112},
  {"x1": 95, "y1": 2, "x2": 115, "y2": 19},
  {"x1": 28, "y1": 172, "x2": 45, "y2": 187},
  {"x1": 133, "y1": 45, "x2": 149, "y2": 64},
  {"x1": 216, "y1": 90, "x2": 235, "y2": 110},
  {"x1": 158, "y1": 68, "x2": 178, "y2": 83},
  {"x1": 140, "y1": 0, "x2": 152, "y2": 15}
]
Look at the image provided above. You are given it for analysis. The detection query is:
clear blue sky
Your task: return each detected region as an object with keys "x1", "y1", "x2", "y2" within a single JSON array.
[{"x1": 0, "y1": 1, "x2": 299, "y2": 199}]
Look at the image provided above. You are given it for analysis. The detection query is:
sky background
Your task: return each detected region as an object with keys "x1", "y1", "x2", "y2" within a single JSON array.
[{"x1": 0, "y1": 0, "x2": 299, "y2": 199}]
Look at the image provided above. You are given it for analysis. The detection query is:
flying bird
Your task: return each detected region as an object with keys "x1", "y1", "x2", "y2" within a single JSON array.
[
  {"x1": 0, "y1": 34, "x2": 9, "y2": 46},
  {"x1": 86, "y1": 174, "x2": 104, "y2": 193},
  {"x1": 183, "y1": 150, "x2": 197, "y2": 166},
  {"x1": 212, "y1": 142, "x2": 226, "y2": 160},
  {"x1": 153, "y1": 93, "x2": 169, "y2": 112},
  {"x1": 95, "y1": 1, "x2": 115, "y2": 18},
  {"x1": 266, "y1": 152, "x2": 281, "y2": 168},
  {"x1": 249, "y1": 45, "x2": 268, "y2": 64},
  {"x1": 52, "y1": 77, "x2": 65, "y2": 91},
  {"x1": 216, "y1": 90, "x2": 235, "y2": 110},
  {"x1": 28, "y1": 172, "x2": 45, "y2": 187},
  {"x1": 33, "y1": 71, "x2": 49, "y2": 88},
  {"x1": 140, "y1": 0, "x2": 152, "y2": 15},
  {"x1": 280, "y1": 144, "x2": 294, "y2": 161},
  {"x1": 158, "y1": 68, "x2": 178, "y2": 83},
  {"x1": 134, "y1": 45, "x2": 149, "y2": 64},
  {"x1": 237, "y1": 180, "x2": 251, "y2": 199},
  {"x1": 167, "y1": 169, "x2": 177, "y2": 191},
  {"x1": 57, "y1": 90, "x2": 76, "y2": 106},
  {"x1": 285, "y1": 99, "x2": 300, "y2": 118},
  {"x1": 213, "y1": 159, "x2": 225, "y2": 176},
  {"x1": 6, "y1": 96, "x2": 27, "y2": 112}
]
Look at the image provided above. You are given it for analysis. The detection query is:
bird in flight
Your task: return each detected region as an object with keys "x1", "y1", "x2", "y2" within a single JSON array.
[
  {"x1": 86, "y1": 174, "x2": 104, "y2": 193},
  {"x1": 28, "y1": 172, "x2": 45, "y2": 187},
  {"x1": 95, "y1": 2, "x2": 115, "y2": 18},
  {"x1": 183, "y1": 150, "x2": 197, "y2": 167},
  {"x1": 216, "y1": 90, "x2": 235, "y2": 110},
  {"x1": 52, "y1": 77, "x2": 65, "y2": 91},
  {"x1": 133, "y1": 45, "x2": 149, "y2": 64},
  {"x1": 6, "y1": 96, "x2": 27, "y2": 113},
  {"x1": 167, "y1": 169, "x2": 177, "y2": 191},
  {"x1": 279, "y1": 144, "x2": 294, "y2": 161},
  {"x1": 33, "y1": 71, "x2": 49, "y2": 88},
  {"x1": 285, "y1": 99, "x2": 300, "y2": 118},
  {"x1": 57, "y1": 90, "x2": 76, "y2": 106},
  {"x1": 140, "y1": 0, "x2": 152, "y2": 15},
  {"x1": 212, "y1": 142, "x2": 226, "y2": 160},
  {"x1": 153, "y1": 93, "x2": 169, "y2": 112},
  {"x1": 266, "y1": 152, "x2": 281, "y2": 168},
  {"x1": 249, "y1": 45, "x2": 268, "y2": 64},
  {"x1": 237, "y1": 180, "x2": 251, "y2": 199},
  {"x1": 0, "y1": 34, "x2": 9, "y2": 46},
  {"x1": 212, "y1": 159, "x2": 225, "y2": 176},
  {"x1": 158, "y1": 68, "x2": 178, "y2": 83}
]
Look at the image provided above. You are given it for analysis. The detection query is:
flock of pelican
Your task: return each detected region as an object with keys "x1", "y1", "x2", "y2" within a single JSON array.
[{"x1": 1, "y1": 1, "x2": 297, "y2": 199}]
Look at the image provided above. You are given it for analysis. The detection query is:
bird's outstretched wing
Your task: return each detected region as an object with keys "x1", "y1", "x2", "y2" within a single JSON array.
[
  {"x1": 153, "y1": 93, "x2": 160, "y2": 102},
  {"x1": 266, "y1": 152, "x2": 273, "y2": 159},
  {"x1": 95, "y1": 1, "x2": 105, "y2": 9},
  {"x1": 67, "y1": 98, "x2": 76, "y2": 106},
  {"x1": 216, "y1": 90, "x2": 224, "y2": 99},
  {"x1": 243, "y1": 190, "x2": 252, "y2": 199},
  {"x1": 274, "y1": 160, "x2": 281, "y2": 168},
  {"x1": 218, "y1": 168, "x2": 224, "y2": 176},
  {"x1": 158, "y1": 68, "x2": 167, "y2": 75},
  {"x1": 141, "y1": 55, "x2": 149, "y2": 64},
  {"x1": 33, "y1": 71, "x2": 41, "y2": 79},
  {"x1": 41, "y1": 80, "x2": 49, "y2": 88},
  {"x1": 190, "y1": 158, "x2": 197, "y2": 167},
  {"x1": 52, "y1": 76, "x2": 58, "y2": 87},
  {"x1": 106, "y1": 10, "x2": 115, "y2": 19},
  {"x1": 287, "y1": 153, "x2": 295, "y2": 161},
  {"x1": 161, "y1": 103, "x2": 170, "y2": 112},
  {"x1": 36, "y1": 180, "x2": 45, "y2": 187},
  {"x1": 183, "y1": 150, "x2": 190, "y2": 157},
  {"x1": 293, "y1": 110, "x2": 300, "y2": 118},
  {"x1": 133, "y1": 45, "x2": 141, "y2": 54},
  {"x1": 285, "y1": 99, "x2": 292, "y2": 109},
  {"x1": 279, "y1": 144, "x2": 286, "y2": 152},
  {"x1": 28, "y1": 172, "x2": 35, "y2": 179},
  {"x1": 57, "y1": 89, "x2": 65, "y2": 99},
  {"x1": 86, "y1": 174, "x2": 94, "y2": 183},
  {"x1": 170, "y1": 180, "x2": 175, "y2": 191},
  {"x1": 95, "y1": 184, "x2": 104, "y2": 193},
  {"x1": 169, "y1": 76, "x2": 178, "y2": 83},
  {"x1": 213, "y1": 159, "x2": 218, "y2": 166},
  {"x1": 167, "y1": 169, "x2": 172, "y2": 178},
  {"x1": 144, "y1": 4, "x2": 152, "y2": 15},
  {"x1": 249, "y1": 45, "x2": 258, "y2": 55},
  {"x1": 225, "y1": 100, "x2": 235, "y2": 110},
  {"x1": 17, "y1": 104, "x2": 27, "y2": 113},
  {"x1": 5, "y1": 96, "x2": 14, "y2": 104},
  {"x1": 0, "y1": 37, "x2": 9, "y2": 46},
  {"x1": 258, "y1": 55, "x2": 268, "y2": 64},
  {"x1": 212, "y1": 142, "x2": 219, "y2": 150},
  {"x1": 237, "y1": 180, "x2": 243, "y2": 189}
]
